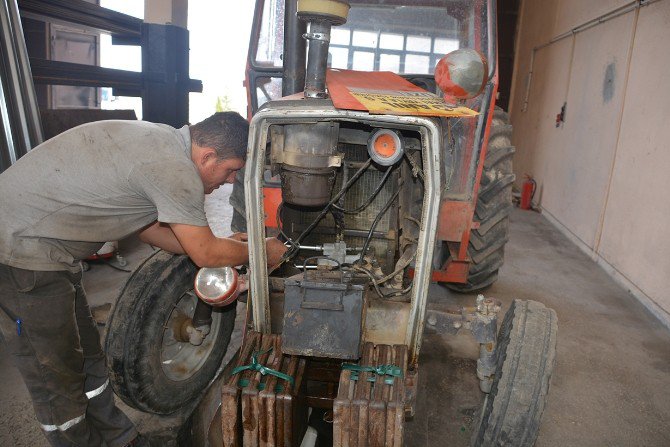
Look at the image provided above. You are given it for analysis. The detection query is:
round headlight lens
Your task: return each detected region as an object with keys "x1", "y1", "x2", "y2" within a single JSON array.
[{"x1": 194, "y1": 266, "x2": 239, "y2": 307}]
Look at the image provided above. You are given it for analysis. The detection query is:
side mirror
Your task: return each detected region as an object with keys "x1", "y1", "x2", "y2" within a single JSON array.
[{"x1": 434, "y1": 49, "x2": 489, "y2": 100}]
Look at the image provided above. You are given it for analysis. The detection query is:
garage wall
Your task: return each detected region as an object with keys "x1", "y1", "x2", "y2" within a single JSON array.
[{"x1": 509, "y1": 0, "x2": 670, "y2": 325}]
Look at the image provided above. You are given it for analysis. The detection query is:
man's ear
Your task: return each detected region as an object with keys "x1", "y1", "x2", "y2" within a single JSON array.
[{"x1": 200, "y1": 147, "x2": 219, "y2": 166}]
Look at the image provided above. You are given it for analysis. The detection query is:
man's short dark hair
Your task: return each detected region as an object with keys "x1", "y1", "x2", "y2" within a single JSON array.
[{"x1": 189, "y1": 111, "x2": 249, "y2": 160}]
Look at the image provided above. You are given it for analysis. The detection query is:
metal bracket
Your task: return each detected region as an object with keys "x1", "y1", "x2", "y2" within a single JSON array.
[
  {"x1": 425, "y1": 294, "x2": 502, "y2": 392},
  {"x1": 303, "y1": 32, "x2": 330, "y2": 42}
]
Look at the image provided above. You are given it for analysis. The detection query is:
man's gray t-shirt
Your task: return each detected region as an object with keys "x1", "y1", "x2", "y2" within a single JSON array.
[{"x1": 0, "y1": 120, "x2": 209, "y2": 272}]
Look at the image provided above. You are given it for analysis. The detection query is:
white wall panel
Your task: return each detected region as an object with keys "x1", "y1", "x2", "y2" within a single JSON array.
[
  {"x1": 554, "y1": 0, "x2": 632, "y2": 36},
  {"x1": 598, "y1": 1, "x2": 670, "y2": 312},
  {"x1": 511, "y1": 38, "x2": 572, "y2": 211},
  {"x1": 510, "y1": 0, "x2": 670, "y2": 319},
  {"x1": 541, "y1": 13, "x2": 634, "y2": 248}
]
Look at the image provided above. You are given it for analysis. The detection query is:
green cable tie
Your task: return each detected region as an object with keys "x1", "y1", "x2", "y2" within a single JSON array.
[
  {"x1": 342, "y1": 363, "x2": 403, "y2": 385},
  {"x1": 231, "y1": 347, "x2": 295, "y2": 388}
]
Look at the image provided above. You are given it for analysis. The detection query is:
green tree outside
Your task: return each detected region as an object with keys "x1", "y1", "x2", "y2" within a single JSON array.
[{"x1": 216, "y1": 95, "x2": 232, "y2": 112}]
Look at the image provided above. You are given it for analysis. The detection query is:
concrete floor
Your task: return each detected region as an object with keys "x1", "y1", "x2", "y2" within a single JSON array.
[
  {"x1": 1, "y1": 187, "x2": 670, "y2": 446},
  {"x1": 406, "y1": 209, "x2": 670, "y2": 446}
]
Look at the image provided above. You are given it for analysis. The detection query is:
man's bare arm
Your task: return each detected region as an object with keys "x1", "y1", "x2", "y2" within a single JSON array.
[
  {"x1": 169, "y1": 223, "x2": 249, "y2": 267},
  {"x1": 140, "y1": 222, "x2": 287, "y2": 267},
  {"x1": 138, "y1": 222, "x2": 186, "y2": 254}
]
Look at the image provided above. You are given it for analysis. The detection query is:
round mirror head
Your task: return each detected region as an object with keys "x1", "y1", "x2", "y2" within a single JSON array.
[
  {"x1": 194, "y1": 267, "x2": 239, "y2": 307},
  {"x1": 435, "y1": 49, "x2": 488, "y2": 100}
]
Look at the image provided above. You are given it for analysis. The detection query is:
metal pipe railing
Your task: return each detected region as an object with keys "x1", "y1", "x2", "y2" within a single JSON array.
[
  {"x1": 0, "y1": 0, "x2": 43, "y2": 171},
  {"x1": 521, "y1": 0, "x2": 663, "y2": 112}
]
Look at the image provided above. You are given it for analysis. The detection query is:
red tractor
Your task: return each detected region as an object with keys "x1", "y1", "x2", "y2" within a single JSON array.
[{"x1": 106, "y1": 1, "x2": 557, "y2": 445}]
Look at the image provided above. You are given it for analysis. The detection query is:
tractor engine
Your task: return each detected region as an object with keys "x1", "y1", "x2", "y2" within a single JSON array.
[{"x1": 273, "y1": 120, "x2": 421, "y2": 279}]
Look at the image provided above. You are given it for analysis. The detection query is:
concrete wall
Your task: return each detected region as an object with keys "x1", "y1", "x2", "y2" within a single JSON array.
[
  {"x1": 509, "y1": 0, "x2": 670, "y2": 325},
  {"x1": 144, "y1": 0, "x2": 187, "y2": 27}
]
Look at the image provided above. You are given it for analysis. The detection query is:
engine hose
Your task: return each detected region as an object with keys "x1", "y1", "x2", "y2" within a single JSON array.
[
  {"x1": 280, "y1": 158, "x2": 373, "y2": 263},
  {"x1": 353, "y1": 265, "x2": 413, "y2": 300},
  {"x1": 332, "y1": 165, "x2": 393, "y2": 214},
  {"x1": 357, "y1": 187, "x2": 401, "y2": 265},
  {"x1": 373, "y1": 246, "x2": 416, "y2": 286}
]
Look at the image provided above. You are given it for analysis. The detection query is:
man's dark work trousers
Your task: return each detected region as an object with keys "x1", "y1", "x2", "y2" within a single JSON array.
[{"x1": 0, "y1": 263, "x2": 137, "y2": 447}]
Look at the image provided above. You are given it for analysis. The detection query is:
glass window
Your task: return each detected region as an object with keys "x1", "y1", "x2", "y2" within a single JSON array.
[
  {"x1": 331, "y1": 28, "x2": 351, "y2": 46},
  {"x1": 380, "y1": 33, "x2": 404, "y2": 51},
  {"x1": 406, "y1": 36, "x2": 432, "y2": 53},
  {"x1": 379, "y1": 54, "x2": 400, "y2": 72},
  {"x1": 405, "y1": 54, "x2": 430, "y2": 74},
  {"x1": 252, "y1": 0, "x2": 489, "y2": 76},
  {"x1": 254, "y1": 0, "x2": 285, "y2": 67},
  {"x1": 329, "y1": 4, "x2": 466, "y2": 74},
  {"x1": 352, "y1": 51, "x2": 375, "y2": 71},
  {"x1": 255, "y1": 77, "x2": 283, "y2": 109},
  {"x1": 329, "y1": 47, "x2": 349, "y2": 69},
  {"x1": 352, "y1": 30, "x2": 378, "y2": 49},
  {"x1": 434, "y1": 37, "x2": 459, "y2": 55}
]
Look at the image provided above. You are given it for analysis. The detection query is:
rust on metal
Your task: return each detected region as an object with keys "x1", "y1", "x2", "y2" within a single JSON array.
[
  {"x1": 437, "y1": 200, "x2": 474, "y2": 242},
  {"x1": 333, "y1": 343, "x2": 409, "y2": 447},
  {"x1": 242, "y1": 335, "x2": 278, "y2": 445},
  {"x1": 364, "y1": 299, "x2": 410, "y2": 347},
  {"x1": 222, "y1": 331, "x2": 261, "y2": 447},
  {"x1": 429, "y1": 259, "x2": 470, "y2": 283},
  {"x1": 222, "y1": 331, "x2": 307, "y2": 447}
]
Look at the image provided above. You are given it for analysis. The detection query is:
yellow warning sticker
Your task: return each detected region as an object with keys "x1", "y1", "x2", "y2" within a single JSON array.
[{"x1": 349, "y1": 89, "x2": 478, "y2": 118}]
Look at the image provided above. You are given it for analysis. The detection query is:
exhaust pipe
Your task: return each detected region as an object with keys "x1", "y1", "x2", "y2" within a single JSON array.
[
  {"x1": 297, "y1": 0, "x2": 350, "y2": 99},
  {"x1": 275, "y1": 1, "x2": 350, "y2": 207}
]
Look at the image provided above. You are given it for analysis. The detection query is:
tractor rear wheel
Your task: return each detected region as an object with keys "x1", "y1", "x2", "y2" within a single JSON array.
[
  {"x1": 472, "y1": 299, "x2": 558, "y2": 447},
  {"x1": 447, "y1": 107, "x2": 515, "y2": 292},
  {"x1": 105, "y1": 250, "x2": 236, "y2": 415}
]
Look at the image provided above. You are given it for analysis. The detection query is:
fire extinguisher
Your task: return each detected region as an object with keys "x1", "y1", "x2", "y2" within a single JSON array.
[{"x1": 520, "y1": 175, "x2": 536, "y2": 210}]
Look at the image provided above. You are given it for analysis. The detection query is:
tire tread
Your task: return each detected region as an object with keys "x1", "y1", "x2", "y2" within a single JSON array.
[
  {"x1": 446, "y1": 107, "x2": 515, "y2": 292},
  {"x1": 105, "y1": 251, "x2": 236, "y2": 415},
  {"x1": 472, "y1": 300, "x2": 558, "y2": 447}
]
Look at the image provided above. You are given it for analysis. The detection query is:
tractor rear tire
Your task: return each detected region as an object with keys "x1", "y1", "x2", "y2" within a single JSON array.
[
  {"x1": 472, "y1": 300, "x2": 558, "y2": 447},
  {"x1": 230, "y1": 165, "x2": 247, "y2": 233},
  {"x1": 105, "y1": 250, "x2": 236, "y2": 415},
  {"x1": 447, "y1": 107, "x2": 515, "y2": 292}
]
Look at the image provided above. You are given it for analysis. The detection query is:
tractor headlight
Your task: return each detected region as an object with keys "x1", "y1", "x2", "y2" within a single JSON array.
[{"x1": 194, "y1": 266, "x2": 239, "y2": 307}]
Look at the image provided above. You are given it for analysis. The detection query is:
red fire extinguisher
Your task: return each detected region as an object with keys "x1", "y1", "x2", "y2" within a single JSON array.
[{"x1": 520, "y1": 175, "x2": 536, "y2": 210}]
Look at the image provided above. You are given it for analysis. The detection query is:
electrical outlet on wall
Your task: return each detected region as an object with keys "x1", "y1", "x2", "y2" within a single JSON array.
[{"x1": 555, "y1": 102, "x2": 567, "y2": 128}]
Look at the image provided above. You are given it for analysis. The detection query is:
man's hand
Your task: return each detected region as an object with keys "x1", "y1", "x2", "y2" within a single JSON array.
[{"x1": 266, "y1": 238, "x2": 287, "y2": 267}]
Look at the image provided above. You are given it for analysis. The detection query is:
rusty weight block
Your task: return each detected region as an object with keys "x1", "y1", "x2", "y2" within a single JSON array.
[
  {"x1": 259, "y1": 354, "x2": 308, "y2": 447},
  {"x1": 243, "y1": 335, "x2": 280, "y2": 447},
  {"x1": 222, "y1": 331, "x2": 307, "y2": 447},
  {"x1": 222, "y1": 331, "x2": 261, "y2": 447},
  {"x1": 333, "y1": 342, "x2": 409, "y2": 447}
]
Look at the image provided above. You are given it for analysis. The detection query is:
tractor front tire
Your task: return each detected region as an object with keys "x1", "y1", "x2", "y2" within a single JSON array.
[
  {"x1": 447, "y1": 107, "x2": 515, "y2": 292},
  {"x1": 105, "y1": 250, "x2": 236, "y2": 415},
  {"x1": 472, "y1": 300, "x2": 558, "y2": 447}
]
